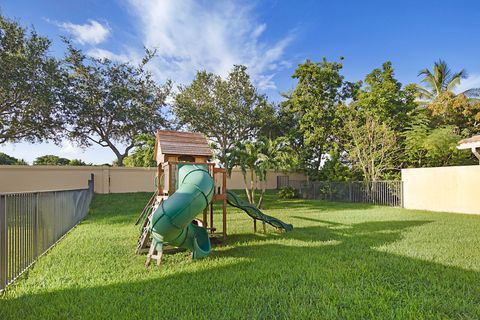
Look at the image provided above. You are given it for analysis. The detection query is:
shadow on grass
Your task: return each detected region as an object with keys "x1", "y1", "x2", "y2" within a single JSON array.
[{"x1": 2, "y1": 218, "x2": 479, "y2": 319}]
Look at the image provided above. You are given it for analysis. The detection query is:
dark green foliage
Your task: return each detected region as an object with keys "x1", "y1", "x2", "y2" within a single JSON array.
[
  {"x1": 318, "y1": 150, "x2": 359, "y2": 181},
  {"x1": 0, "y1": 152, "x2": 27, "y2": 165},
  {"x1": 278, "y1": 186, "x2": 299, "y2": 199},
  {"x1": 286, "y1": 58, "x2": 356, "y2": 177},
  {"x1": 174, "y1": 65, "x2": 273, "y2": 172},
  {"x1": 68, "y1": 159, "x2": 87, "y2": 166},
  {"x1": 353, "y1": 62, "x2": 417, "y2": 131},
  {"x1": 0, "y1": 14, "x2": 63, "y2": 144},
  {"x1": 62, "y1": 43, "x2": 171, "y2": 166},
  {"x1": 403, "y1": 118, "x2": 474, "y2": 167}
]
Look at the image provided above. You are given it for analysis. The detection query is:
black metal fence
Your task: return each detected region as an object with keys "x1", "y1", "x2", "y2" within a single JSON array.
[
  {"x1": 297, "y1": 181, "x2": 403, "y2": 207},
  {"x1": 0, "y1": 177, "x2": 94, "y2": 291}
]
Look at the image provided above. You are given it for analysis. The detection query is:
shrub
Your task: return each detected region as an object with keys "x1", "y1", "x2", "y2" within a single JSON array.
[{"x1": 278, "y1": 186, "x2": 299, "y2": 199}]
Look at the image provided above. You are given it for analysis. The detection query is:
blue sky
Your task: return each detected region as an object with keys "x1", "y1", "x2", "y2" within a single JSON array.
[{"x1": 2, "y1": 0, "x2": 480, "y2": 164}]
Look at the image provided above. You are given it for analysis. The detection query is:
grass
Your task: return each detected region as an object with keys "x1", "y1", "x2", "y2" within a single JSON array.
[{"x1": 1, "y1": 191, "x2": 480, "y2": 319}]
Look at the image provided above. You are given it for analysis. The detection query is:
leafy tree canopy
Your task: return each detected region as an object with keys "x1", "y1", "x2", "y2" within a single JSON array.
[
  {"x1": 33, "y1": 155, "x2": 88, "y2": 166},
  {"x1": 62, "y1": 42, "x2": 171, "y2": 166},
  {"x1": 427, "y1": 91, "x2": 480, "y2": 136},
  {"x1": 174, "y1": 65, "x2": 273, "y2": 173},
  {"x1": 403, "y1": 113, "x2": 474, "y2": 167},
  {"x1": 354, "y1": 62, "x2": 417, "y2": 131},
  {"x1": 340, "y1": 107, "x2": 399, "y2": 182},
  {"x1": 0, "y1": 152, "x2": 28, "y2": 165},
  {"x1": 122, "y1": 134, "x2": 156, "y2": 167},
  {"x1": 0, "y1": 14, "x2": 63, "y2": 144},
  {"x1": 34, "y1": 155, "x2": 70, "y2": 166},
  {"x1": 287, "y1": 58, "x2": 358, "y2": 177},
  {"x1": 68, "y1": 159, "x2": 87, "y2": 166}
]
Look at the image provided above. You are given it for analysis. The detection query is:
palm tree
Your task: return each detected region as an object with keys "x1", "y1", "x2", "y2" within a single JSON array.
[
  {"x1": 230, "y1": 137, "x2": 290, "y2": 208},
  {"x1": 417, "y1": 60, "x2": 480, "y2": 102}
]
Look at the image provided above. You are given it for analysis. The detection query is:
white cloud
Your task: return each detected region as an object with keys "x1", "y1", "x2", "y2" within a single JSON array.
[
  {"x1": 126, "y1": 0, "x2": 294, "y2": 90},
  {"x1": 59, "y1": 141, "x2": 84, "y2": 157},
  {"x1": 57, "y1": 19, "x2": 111, "y2": 45},
  {"x1": 87, "y1": 48, "x2": 132, "y2": 63},
  {"x1": 454, "y1": 74, "x2": 480, "y2": 94}
]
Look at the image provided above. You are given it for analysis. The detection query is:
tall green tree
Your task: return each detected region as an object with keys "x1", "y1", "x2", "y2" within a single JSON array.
[
  {"x1": 0, "y1": 14, "x2": 63, "y2": 144},
  {"x1": 287, "y1": 58, "x2": 356, "y2": 177},
  {"x1": 342, "y1": 110, "x2": 399, "y2": 182},
  {"x1": 336, "y1": 62, "x2": 418, "y2": 173},
  {"x1": 62, "y1": 43, "x2": 171, "y2": 166},
  {"x1": 230, "y1": 137, "x2": 289, "y2": 208},
  {"x1": 416, "y1": 60, "x2": 480, "y2": 102},
  {"x1": 174, "y1": 65, "x2": 272, "y2": 173},
  {"x1": 354, "y1": 62, "x2": 417, "y2": 131}
]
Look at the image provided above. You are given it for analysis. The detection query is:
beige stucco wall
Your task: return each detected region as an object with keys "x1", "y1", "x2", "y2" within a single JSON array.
[
  {"x1": 402, "y1": 165, "x2": 480, "y2": 214},
  {"x1": 0, "y1": 166, "x2": 306, "y2": 194},
  {"x1": 226, "y1": 170, "x2": 307, "y2": 190}
]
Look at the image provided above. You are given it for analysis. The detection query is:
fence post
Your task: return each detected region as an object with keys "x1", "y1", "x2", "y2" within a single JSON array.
[
  {"x1": 34, "y1": 193, "x2": 39, "y2": 259},
  {"x1": 0, "y1": 195, "x2": 7, "y2": 291},
  {"x1": 89, "y1": 173, "x2": 94, "y2": 192}
]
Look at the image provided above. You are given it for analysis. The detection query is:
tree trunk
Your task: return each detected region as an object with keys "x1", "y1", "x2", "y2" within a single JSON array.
[
  {"x1": 116, "y1": 155, "x2": 125, "y2": 167},
  {"x1": 257, "y1": 182, "x2": 266, "y2": 209},
  {"x1": 243, "y1": 172, "x2": 252, "y2": 203},
  {"x1": 249, "y1": 169, "x2": 255, "y2": 204}
]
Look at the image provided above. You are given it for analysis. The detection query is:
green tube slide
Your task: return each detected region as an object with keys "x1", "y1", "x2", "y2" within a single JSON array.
[{"x1": 149, "y1": 164, "x2": 214, "y2": 259}]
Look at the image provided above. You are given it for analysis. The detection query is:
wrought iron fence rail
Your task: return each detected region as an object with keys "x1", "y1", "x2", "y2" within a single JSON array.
[
  {"x1": 296, "y1": 180, "x2": 403, "y2": 207},
  {"x1": 0, "y1": 178, "x2": 93, "y2": 291}
]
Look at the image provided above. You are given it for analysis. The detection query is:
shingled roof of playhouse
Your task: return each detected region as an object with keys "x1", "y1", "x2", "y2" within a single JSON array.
[{"x1": 155, "y1": 130, "x2": 212, "y2": 157}]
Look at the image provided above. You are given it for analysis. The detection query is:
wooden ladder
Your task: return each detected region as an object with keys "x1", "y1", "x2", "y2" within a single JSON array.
[
  {"x1": 135, "y1": 190, "x2": 158, "y2": 226},
  {"x1": 135, "y1": 195, "x2": 165, "y2": 255}
]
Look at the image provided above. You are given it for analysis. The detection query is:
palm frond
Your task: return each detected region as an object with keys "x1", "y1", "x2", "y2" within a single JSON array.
[
  {"x1": 446, "y1": 69, "x2": 466, "y2": 91},
  {"x1": 414, "y1": 84, "x2": 435, "y2": 100}
]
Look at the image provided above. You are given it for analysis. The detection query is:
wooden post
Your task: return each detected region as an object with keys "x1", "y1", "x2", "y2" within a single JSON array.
[
  {"x1": 145, "y1": 241, "x2": 163, "y2": 267},
  {"x1": 210, "y1": 202, "x2": 214, "y2": 233},
  {"x1": 157, "y1": 166, "x2": 164, "y2": 195},
  {"x1": 222, "y1": 199, "x2": 227, "y2": 241},
  {"x1": 203, "y1": 208, "x2": 208, "y2": 228}
]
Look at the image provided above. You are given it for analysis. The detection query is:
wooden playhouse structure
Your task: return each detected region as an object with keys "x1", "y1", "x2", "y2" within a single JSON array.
[{"x1": 136, "y1": 130, "x2": 228, "y2": 262}]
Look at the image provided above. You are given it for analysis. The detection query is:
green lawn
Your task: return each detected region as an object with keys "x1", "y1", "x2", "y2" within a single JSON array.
[{"x1": 1, "y1": 192, "x2": 480, "y2": 319}]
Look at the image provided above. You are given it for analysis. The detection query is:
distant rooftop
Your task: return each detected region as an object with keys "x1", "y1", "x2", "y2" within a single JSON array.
[{"x1": 156, "y1": 130, "x2": 212, "y2": 157}]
